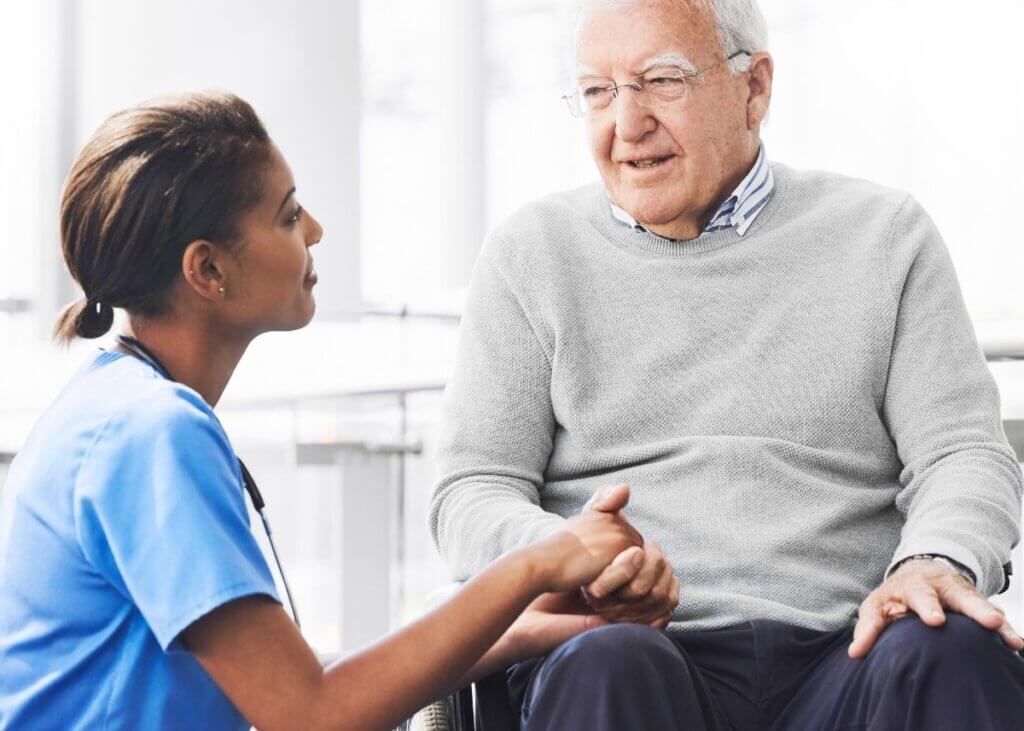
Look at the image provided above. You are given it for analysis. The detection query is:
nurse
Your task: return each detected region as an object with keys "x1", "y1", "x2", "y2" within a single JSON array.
[{"x1": 0, "y1": 92, "x2": 644, "y2": 730}]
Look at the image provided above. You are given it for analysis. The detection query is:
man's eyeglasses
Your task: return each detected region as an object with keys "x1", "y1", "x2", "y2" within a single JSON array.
[{"x1": 562, "y1": 50, "x2": 752, "y2": 118}]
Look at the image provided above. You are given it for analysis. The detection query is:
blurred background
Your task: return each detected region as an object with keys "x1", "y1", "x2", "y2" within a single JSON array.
[{"x1": 1, "y1": 0, "x2": 1022, "y2": 654}]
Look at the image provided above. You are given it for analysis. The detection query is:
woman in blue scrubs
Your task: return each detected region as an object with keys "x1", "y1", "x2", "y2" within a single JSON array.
[{"x1": 0, "y1": 92, "x2": 645, "y2": 730}]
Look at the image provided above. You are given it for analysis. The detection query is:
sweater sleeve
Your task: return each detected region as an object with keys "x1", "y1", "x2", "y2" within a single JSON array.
[
  {"x1": 428, "y1": 242, "x2": 566, "y2": 580},
  {"x1": 883, "y1": 195, "x2": 1022, "y2": 596}
]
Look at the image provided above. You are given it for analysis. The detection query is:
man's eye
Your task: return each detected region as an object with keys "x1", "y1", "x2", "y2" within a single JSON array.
[
  {"x1": 583, "y1": 86, "x2": 609, "y2": 98},
  {"x1": 647, "y1": 76, "x2": 683, "y2": 87}
]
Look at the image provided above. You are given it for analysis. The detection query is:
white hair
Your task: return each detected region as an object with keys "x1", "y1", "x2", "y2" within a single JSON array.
[{"x1": 572, "y1": 0, "x2": 768, "y2": 75}]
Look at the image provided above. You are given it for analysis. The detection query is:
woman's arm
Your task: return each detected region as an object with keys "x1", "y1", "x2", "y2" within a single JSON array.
[
  {"x1": 182, "y1": 494, "x2": 641, "y2": 731},
  {"x1": 448, "y1": 577, "x2": 639, "y2": 691}
]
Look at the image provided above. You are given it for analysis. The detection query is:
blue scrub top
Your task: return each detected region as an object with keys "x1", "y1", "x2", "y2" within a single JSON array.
[{"x1": 0, "y1": 350, "x2": 280, "y2": 729}]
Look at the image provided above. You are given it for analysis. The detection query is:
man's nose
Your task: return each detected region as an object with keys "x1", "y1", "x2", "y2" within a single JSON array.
[{"x1": 614, "y1": 90, "x2": 656, "y2": 143}]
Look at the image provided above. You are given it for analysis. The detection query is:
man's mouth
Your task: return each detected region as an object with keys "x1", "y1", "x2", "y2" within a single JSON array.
[{"x1": 626, "y1": 155, "x2": 674, "y2": 169}]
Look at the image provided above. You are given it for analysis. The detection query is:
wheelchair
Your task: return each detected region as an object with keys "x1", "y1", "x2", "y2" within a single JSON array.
[
  {"x1": 414, "y1": 670, "x2": 513, "y2": 731},
  {"x1": 406, "y1": 584, "x2": 515, "y2": 730}
]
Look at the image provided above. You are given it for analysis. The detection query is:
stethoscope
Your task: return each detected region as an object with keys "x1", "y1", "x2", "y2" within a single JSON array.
[{"x1": 115, "y1": 334, "x2": 302, "y2": 630}]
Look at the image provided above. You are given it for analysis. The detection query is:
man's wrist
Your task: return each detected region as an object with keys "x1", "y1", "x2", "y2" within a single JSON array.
[{"x1": 895, "y1": 553, "x2": 977, "y2": 586}]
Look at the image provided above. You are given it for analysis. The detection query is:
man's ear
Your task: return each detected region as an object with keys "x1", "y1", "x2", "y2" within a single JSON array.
[
  {"x1": 181, "y1": 240, "x2": 228, "y2": 302},
  {"x1": 746, "y1": 52, "x2": 774, "y2": 129}
]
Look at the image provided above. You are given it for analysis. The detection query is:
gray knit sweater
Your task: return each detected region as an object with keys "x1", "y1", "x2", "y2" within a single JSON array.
[{"x1": 429, "y1": 163, "x2": 1023, "y2": 631}]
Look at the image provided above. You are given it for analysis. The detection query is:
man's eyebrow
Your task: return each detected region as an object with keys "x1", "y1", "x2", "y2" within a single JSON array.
[
  {"x1": 635, "y1": 52, "x2": 699, "y2": 75},
  {"x1": 275, "y1": 186, "x2": 297, "y2": 215},
  {"x1": 574, "y1": 64, "x2": 605, "y2": 80}
]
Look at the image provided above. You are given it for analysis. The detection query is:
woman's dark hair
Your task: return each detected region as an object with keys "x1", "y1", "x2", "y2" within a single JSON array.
[{"x1": 53, "y1": 91, "x2": 271, "y2": 343}]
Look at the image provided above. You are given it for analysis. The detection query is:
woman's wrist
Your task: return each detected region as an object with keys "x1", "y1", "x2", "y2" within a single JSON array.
[{"x1": 508, "y1": 541, "x2": 559, "y2": 596}]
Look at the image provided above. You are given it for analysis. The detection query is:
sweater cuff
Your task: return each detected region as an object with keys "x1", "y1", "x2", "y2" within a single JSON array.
[
  {"x1": 887, "y1": 537, "x2": 991, "y2": 594},
  {"x1": 888, "y1": 554, "x2": 976, "y2": 585}
]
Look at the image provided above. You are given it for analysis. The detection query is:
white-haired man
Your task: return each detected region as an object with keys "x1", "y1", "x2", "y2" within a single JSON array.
[{"x1": 430, "y1": 0, "x2": 1024, "y2": 727}]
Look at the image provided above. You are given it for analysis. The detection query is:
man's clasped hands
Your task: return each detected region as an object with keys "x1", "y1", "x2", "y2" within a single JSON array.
[{"x1": 509, "y1": 483, "x2": 679, "y2": 657}]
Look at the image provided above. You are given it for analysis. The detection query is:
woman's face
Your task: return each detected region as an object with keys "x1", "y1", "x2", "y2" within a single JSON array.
[{"x1": 221, "y1": 142, "x2": 323, "y2": 335}]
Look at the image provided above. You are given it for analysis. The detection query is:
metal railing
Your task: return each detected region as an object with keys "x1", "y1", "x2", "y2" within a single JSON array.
[
  {"x1": 0, "y1": 298, "x2": 31, "y2": 315},
  {"x1": 2, "y1": 341, "x2": 1023, "y2": 647}
]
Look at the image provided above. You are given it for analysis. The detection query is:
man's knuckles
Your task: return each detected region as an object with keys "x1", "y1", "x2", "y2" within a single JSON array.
[{"x1": 617, "y1": 582, "x2": 654, "y2": 601}]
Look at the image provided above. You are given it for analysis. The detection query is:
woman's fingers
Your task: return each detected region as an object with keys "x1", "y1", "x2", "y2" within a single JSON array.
[
  {"x1": 526, "y1": 590, "x2": 591, "y2": 614},
  {"x1": 530, "y1": 611, "x2": 605, "y2": 650}
]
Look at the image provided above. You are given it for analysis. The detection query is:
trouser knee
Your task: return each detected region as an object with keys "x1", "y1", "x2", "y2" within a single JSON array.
[
  {"x1": 522, "y1": 624, "x2": 711, "y2": 730},
  {"x1": 856, "y1": 613, "x2": 1024, "y2": 730},
  {"x1": 539, "y1": 623, "x2": 683, "y2": 681},
  {"x1": 872, "y1": 613, "x2": 1012, "y2": 678}
]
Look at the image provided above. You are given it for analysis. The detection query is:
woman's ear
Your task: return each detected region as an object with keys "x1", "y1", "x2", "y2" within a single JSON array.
[{"x1": 181, "y1": 240, "x2": 229, "y2": 302}]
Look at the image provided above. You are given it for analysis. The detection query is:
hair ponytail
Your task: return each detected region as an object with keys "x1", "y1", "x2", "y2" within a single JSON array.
[{"x1": 53, "y1": 298, "x2": 115, "y2": 345}]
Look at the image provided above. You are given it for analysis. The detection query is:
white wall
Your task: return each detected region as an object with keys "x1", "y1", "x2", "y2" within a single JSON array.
[{"x1": 75, "y1": 0, "x2": 362, "y2": 318}]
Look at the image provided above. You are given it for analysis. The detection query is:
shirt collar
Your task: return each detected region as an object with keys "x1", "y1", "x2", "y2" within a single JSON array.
[{"x1": 608, "y1": 142, "x2": 773, "y2": 240}]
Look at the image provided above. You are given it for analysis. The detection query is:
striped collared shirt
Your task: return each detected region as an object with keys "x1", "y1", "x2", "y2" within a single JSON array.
[{"x1": 609, "y1": 142, "x2": 774, "y2": 239}]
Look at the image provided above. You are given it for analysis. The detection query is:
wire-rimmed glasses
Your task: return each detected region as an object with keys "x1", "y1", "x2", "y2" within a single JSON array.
[{"x1": 562, "y1": 50, "x2": 752, "y2": 118}]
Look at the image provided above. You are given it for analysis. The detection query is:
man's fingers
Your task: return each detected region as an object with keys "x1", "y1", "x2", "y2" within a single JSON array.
[
  {"x1": 585, "y1": 546, "x2": 644, "y2": 599},
  {"x1": 585, "y1": 483, "x2": 630, "y2": 513},
  {"x1": 646, "y1": 560, "x2": 678, "y2": 620},
  {"x1": 590, "y1": 565, "x2": 679, "y2": 626},
  {"x1": 648, "y1": 613, "x2": 671, "y2": 630},
  {"x1": 937, "y1": 582, "x2": 1005, "y2": 631},
  {"x1": 617, "y1": 541, "x2": 665, "y2": 600},
  {"x1": 937, "y1": 584, "x2": 1024, "y2": 650},
  {"x1": 991, "y1": 616, "x2": 1024, "y2": 652},
  {"x1": 849, "y1": 597, "x2": 888, "y2": 659},
  {"x1": 902, "y1": 585, "x2": 945, "y2": 627}
]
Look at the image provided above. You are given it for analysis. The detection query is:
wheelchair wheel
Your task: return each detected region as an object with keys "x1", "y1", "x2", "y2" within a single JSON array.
[{"x1": 413, "y1": 698, "x2": 453, "y2": 731}]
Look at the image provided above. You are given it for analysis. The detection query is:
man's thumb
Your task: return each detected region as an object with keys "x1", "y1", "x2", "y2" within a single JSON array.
[{"x1": 588, "y1": 483, "x2": 630, "y2": 513}]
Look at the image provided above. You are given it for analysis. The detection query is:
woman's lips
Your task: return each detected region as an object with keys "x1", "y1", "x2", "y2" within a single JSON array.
[{"x1": 304, "y1": 270, "x2": 318, "y2": 287}]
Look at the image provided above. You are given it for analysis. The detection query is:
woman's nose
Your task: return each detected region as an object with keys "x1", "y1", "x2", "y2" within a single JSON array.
[{"x1": 306, "y1": 211, "x2": 324, "y2": 247}]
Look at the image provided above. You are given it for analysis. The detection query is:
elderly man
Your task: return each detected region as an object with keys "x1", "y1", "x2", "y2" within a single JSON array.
[{"x1": 429, "y1": 0, "x2": 1024, "y2": 727}]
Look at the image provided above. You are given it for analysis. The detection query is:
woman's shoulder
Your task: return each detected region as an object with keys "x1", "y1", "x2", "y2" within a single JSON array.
[
  {"x1": 97, "y1": 354, "x2": 224, "y2": 445},
  {"x1": 7, "y1": 351, "x2": 235, "y2": 516},
  {"x1": 63, "y1": 354, "x2": 240, "y2": 502},
  {"x1": 42, "y1": 350, "x2": 227, "y2": 459}
]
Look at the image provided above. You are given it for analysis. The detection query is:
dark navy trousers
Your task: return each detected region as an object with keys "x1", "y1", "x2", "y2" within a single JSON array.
[{"x1": 508, "y1": 614, "x2": 1024, "y2": 730}]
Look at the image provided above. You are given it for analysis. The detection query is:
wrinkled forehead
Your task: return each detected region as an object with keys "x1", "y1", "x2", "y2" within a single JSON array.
[{"x1": 575, "y1": 0, "x2": 719, "y2": 77}]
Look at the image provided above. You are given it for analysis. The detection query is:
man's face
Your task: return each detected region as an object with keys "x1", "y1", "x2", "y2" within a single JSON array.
[{"x1": 577, "y1": 0, "x2": 759, "y2": 239}]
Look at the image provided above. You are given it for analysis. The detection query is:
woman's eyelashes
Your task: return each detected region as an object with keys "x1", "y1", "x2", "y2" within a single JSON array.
[{"x1": 285, "y1": 204, "x2": 303, "y2": 226}]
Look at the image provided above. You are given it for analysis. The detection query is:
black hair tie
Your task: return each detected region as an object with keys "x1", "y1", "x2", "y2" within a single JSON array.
[{"x1": 79, "y1": 297, "x2": 114, "y2": 339}]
